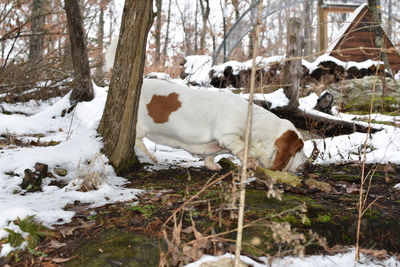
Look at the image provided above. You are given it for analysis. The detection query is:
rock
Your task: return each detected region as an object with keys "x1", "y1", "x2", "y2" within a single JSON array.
[
  {"x1": 327, "y1": 76, "x2": 400, "y2": 113},
  {"x1": 55, "y1": 167, "x2": 68, "y2": 177},
  {"x1": 21, "y1": 169, "x2": 42, "y2": 192},
  {"x1": 304, "y1": 178, "x2": 332, "y2": 193},
  {"x1": 20, "y1": 163, "x2": 48, "y2": 192},
  {"x1": 217, "y1": 158, "x2": 237, "y2": 171},
  {"x1": 314, "y1": 91, "x2": 334, "y2": 114},
  {"x1": 255, "y1": 167, "x2": 302, "y2": 187},
  {"x1": 34, "y1": 163, "x2": 48, "y2": 179}
]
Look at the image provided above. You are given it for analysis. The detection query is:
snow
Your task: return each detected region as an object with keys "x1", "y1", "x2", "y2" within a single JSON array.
[
  {"x1": 182, "y1": 55, "x2": 212, "y2": 85},
  {"x1": 240, "y1": 88, "x2": 290, "y2": 109},
  {"x1": 395, "y1": 70, "x2": 400, "y2": 82},
  {"x1": 210, "y1": 56, "x2": 285, "y2": 78},
  {"x1": 185, "y1": 249, "x2": 400, "y2": 267},
  {"x1": 296, "y1": 93, "x2": 400, "y2": 166},
  {"x1": 302, "y1": 54, "x2": 383, "y2": 73},
  {"x1": 145, "y1": 72, "x2": 172, "y2": 81},
  {"x1": 0, "y1": 84, "x2": 142, "y2": 256},
  {"x1": 0, "y1": 97, "x2": 61, "y2": 115},
  {"x1": 1, "y1": 78, "x2": 400, "y2": 264}
]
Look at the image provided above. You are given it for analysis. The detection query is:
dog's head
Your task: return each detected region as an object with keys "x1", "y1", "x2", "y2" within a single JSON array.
[{"x1": 269, "y1": 130, "x2": 307, "y2": 172}]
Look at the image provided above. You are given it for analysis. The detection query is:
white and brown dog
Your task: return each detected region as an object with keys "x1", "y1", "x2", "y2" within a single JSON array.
[{"x1": 136, "y1": 78, "x2": 307, "y2": 172}]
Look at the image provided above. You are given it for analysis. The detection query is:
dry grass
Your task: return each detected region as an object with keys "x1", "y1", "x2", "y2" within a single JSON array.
[{"x1": 72, "y1": 153, "x2": 108, "y2": 192}]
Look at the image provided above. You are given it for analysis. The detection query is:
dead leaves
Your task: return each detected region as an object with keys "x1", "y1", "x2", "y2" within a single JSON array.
[
  {"x1": 48, "y1": 239, "x2": 66, "y2": 249},
  {"x1": 359, "y1": 248, "x2": 389, "y2": 260},
  {"x1": 59, "y1": 219, "x2": 96, "y2": 238}
]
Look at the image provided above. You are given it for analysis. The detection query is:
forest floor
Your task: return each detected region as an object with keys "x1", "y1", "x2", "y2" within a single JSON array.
[{"x1": 4, "y1": 162, "x2": 400, "y2": 266}]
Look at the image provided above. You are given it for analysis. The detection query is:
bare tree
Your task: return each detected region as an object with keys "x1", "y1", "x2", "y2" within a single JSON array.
[
  {"x1": 283, "y1": 17, "x2": 302, "y2": 109},
  {"x1": 368, "y1": 0, "x2": 392, "y2": 77},
  {"x1": 94, "y1": 0, "x2": 106, "y2": 86},
  {"x1": 231, "y1": 0, "x2": 240, "y2": 20},
  {"x1": 194, "y1": 0, "x2": 199, "y2": 53},
  {"x1": 98, "y1": 0, "x2": 154, "y2": 173},
  {"x1": 175, "y1": 0, "x2": 192, "y2": 55},
  {"x1": 154, "y1": 0, "x2": 162, "y2": 65},
  {"x1": 199, "y1": 0, "x2": 210, "y2": 52},
  {"x1": 387, "y1": 0, "x2": 393, "y2": 38},
  {"x1": 64, "y1": 0, "x2": 94, "y2": 102},
  {"x1": 162, "y1": 0, "x2": 172, "y2": 67},
  {"x1": 28, "y1": 0, "x2": 45, "y2": 67},
  {"x1": 302, "y1": 0, "x2": 313, "y2": 57}
]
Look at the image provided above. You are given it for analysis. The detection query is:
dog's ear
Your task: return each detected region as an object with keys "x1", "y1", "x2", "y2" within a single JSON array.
[{"x1": 271, "y1": 130, "x2": 304, "y2": 171}]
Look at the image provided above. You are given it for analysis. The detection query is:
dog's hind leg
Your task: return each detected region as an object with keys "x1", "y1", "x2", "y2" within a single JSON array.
[{"x1": 136, "y1": 138, "x2": 158, "y2": 163}]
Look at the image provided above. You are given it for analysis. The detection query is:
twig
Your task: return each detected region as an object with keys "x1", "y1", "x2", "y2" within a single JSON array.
[
  {"x1": 234, "y1": 0, "x2": 263, "y2": 265},
  {"x1": 162, "y1": 172, "x2": 231, "y2": 227}
]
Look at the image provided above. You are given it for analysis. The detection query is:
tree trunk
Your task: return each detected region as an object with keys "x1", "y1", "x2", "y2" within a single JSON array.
[
  {"x1": 302, "y1": 0, "x2": 312, "y2": 56},
  {"x1": 387, "y1": 0, "x2": 392, "y2": 38},
  {"x1": 176, "y1": 1, "x2": 191, "y2": 55},
  {"x1": 199, "y1": 0, "x2": 210, "y2": 53},
  {"x1": 64, "y1": 0, "x2": 94, "y2": 102},
  {"x1": 98, "y1": 0, "x2": 153, "y2": 174},
  {"x1": 368, "y1": 0, "x2": 392, "y2": 77},
  {"x1": 231, "y1": 0, "x2": 240, "y2": 20},
  {"x1": 162, "y1": 0, "x2": 172, "y2": 68},
  {"x1": 94, "y1": 1, "x2": 105, "y2": 86},
  {"x1": 248, "y1": 1, "x2": 257, "y2": 58},
  {"x1": 194, "y1": 0, "x2": 199, "y2": 53},
  {"x1": 283, "y1": 17, "x2": 302, "y2": 109},
  {"x1": 154, "y1": 0, "x2": 162, "y2": 65},
  {"x1": 28, "y1": 0, "x2": 45, "y2": 67}
]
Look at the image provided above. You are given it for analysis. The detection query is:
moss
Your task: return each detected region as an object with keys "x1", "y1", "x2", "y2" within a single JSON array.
[
  {"x1": 217, "y1": 158, "x2": 238, "y2": 171},
  {"x1": 130, "y1": 204, "x2": 156, "y2": 219},
  {"x1": 231, "y1": 89, "x2": 242, "y2": 94},
  {"x1": 329, "y1": 174, "x2": 359, "y2": 182},
  {"x1": 316, "y1": 213, "x2": 332, "y2": 223},
  {"x1": 115, "y1": 152, "x2": 141, "y2": 176},
  {"x1": 282, "y1": 214, "x2": 298, "y2": 224},
  {"x1": 5, "y1": 171, "x2": 19, "y2": 177},
  {"x1": 48, "y1": 140, "x2": 60, "y2": 146},
  {"x1": 66, "y1": 229, "x2": 163, "y2": 267}
]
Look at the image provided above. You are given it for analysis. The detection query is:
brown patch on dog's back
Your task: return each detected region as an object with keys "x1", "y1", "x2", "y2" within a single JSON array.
[
  {"x1": 271, "y1": 130, "x2": 304, "y2": 171},
  {"x1": 146, "y1": 92, "x2": 181, "y2": 123}
]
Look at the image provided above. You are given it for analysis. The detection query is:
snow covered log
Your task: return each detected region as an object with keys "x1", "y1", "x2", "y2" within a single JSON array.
[
  {"x1": 181, "y1": 54, "x2": 390, "y2": 90},
  {"x1": 268, "y1": 106, "x2": 380, "y2": 137}
]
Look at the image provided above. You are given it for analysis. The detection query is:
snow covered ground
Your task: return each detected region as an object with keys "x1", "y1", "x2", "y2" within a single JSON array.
[
  {"x1": 0, "y1": 79, "x2": 399, "y2": 265},
  {"x1": 186, "y1": 249, "x2": 400, "y2": 267}
]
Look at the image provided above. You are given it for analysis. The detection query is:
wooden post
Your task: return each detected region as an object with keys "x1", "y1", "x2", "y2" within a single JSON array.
[{"x1": 283, "y1": 17, "x2": 302, "y2": 109}]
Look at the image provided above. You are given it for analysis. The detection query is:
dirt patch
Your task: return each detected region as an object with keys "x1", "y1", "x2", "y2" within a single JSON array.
[{"x1": 4, "y1": 163, "x2": 400, "y2": 266}]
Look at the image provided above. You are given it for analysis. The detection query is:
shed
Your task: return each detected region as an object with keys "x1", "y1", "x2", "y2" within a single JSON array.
[{"x1": 326, "y1": 3, "x2": 400, "y2": 74}]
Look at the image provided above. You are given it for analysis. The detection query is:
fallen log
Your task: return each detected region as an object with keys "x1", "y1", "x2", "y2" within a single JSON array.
[{"x1": 269, "y1": 106, "x2": 380, "y2": 137}]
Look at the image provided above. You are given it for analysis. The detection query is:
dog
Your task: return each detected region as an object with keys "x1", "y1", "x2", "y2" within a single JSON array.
[{"x1": 136, "y1": 78, "x2": 307, "y2": 172}]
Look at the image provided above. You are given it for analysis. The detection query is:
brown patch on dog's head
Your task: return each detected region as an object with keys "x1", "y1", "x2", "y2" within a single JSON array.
[
  {"x1": 271, "y1": 130, "x2": 304, "y2": 171},
  {"x1": 146, "y1": 92, "x2": 181, "y2": 123}
]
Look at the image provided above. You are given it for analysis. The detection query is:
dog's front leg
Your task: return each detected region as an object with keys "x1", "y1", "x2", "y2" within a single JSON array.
[
  {"x1": 204, "y1": 156, "x2": 222, "y2": 171},
  {"x1": 218, "y1": 134, "x2": 259, "y2": 169}
]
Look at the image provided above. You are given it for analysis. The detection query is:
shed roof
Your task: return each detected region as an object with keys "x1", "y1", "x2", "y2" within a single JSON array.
[{"x1": 326, "y1": 4, "x2": 400, "y2": 74}]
